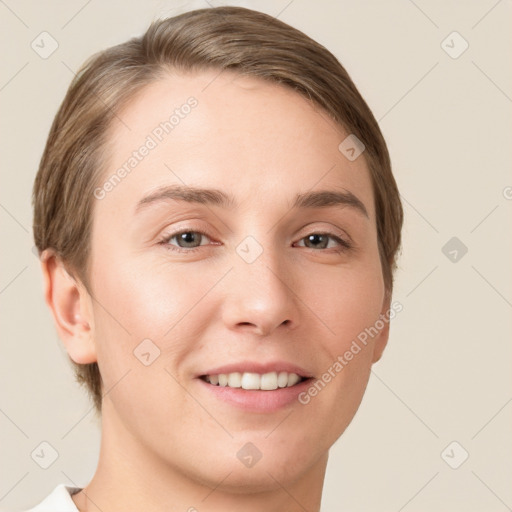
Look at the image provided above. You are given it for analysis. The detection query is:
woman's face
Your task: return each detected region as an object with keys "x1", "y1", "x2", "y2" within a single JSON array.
[{"x1": 86, "y1": 70, "x2": 389, "y2": 489}]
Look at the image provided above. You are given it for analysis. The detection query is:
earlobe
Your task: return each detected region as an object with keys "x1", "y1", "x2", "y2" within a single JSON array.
[{"x1": 40, "y1": 250, "x2": 97, "y2": 365}]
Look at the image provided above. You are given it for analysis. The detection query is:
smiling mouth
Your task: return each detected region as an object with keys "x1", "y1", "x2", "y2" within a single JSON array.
[{"x1": 200, "y1": 371, "x2": 309, "y2": 390}]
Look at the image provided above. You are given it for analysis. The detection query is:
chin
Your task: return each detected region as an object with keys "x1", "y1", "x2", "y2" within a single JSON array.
[
  {"x1": 202, "y1": 460, "x2": 310, "y2": 494},
  {"x1": 183, "y1": 437, "x2": 325, "y2": 494}
]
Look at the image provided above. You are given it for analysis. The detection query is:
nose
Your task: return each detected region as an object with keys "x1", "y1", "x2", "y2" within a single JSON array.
[{"x1": 221, "y1": 249, "x2": 299, "y2": 337}]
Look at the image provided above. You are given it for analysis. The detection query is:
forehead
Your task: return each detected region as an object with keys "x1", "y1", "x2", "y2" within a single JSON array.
[{"x1": 100, "y1": 70, "x2": 374, "y2": 218}]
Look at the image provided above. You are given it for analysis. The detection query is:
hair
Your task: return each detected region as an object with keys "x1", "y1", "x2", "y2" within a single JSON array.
[{"x1": 33, "y1": 6, "x2": 403, "y2": 415}]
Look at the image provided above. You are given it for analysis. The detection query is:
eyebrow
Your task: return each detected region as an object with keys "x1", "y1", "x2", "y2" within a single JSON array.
[{"x1": 135, "y1": 184, "x2": 369, "y2": 218}]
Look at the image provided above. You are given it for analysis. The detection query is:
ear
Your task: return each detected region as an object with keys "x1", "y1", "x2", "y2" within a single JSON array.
[
  {"x1": 40, "y1": 250, "x2": 97, "y2": 364},
  {"x1": 372, "y1": 292, "x2": 392, "y2": 364}
]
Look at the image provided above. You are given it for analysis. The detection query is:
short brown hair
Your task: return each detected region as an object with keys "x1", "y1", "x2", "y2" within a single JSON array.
[{"x1": 33, "y1": 6, "x2": 403, "y2": 415}]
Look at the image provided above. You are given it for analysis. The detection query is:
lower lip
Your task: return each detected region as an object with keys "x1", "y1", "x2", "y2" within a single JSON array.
[{"x1": 197, "y1": 377, "x2": 312, "y2": 413}]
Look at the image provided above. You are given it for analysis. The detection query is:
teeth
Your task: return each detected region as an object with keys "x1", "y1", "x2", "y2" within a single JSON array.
[
  {"x1": 277, "y1": 371, "x2": 289, "y2": 388},
  {"x1": 261, "y1": 372, "x2": 278, "y2": 390},
  {"x1": 287, "y1": 373, "x2": 301, "y2": 387},
  {"x1": 241, "y1": 372, "x2": 260, "y2": 390},
  {"x1": 204, "y1": 371, "x2": 304, "y2": 390},
  {"x1": 228, "y1": 372, "x2": 242, "y2": 388}
]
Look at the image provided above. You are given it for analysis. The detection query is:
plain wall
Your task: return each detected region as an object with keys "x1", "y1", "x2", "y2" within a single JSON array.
[{"x1": 1, "y1": 1, "x2": 511, "y2": 510}]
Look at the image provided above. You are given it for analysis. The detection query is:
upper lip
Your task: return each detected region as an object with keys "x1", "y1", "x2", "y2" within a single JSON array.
[{"x1": 198, "y1": 361, "x2": 313, "y2": 379}]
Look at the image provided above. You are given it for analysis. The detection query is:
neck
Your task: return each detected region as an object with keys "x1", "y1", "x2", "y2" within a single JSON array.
[{"x1": 72, "y1": 400, "x2": 328, "y2": 512}]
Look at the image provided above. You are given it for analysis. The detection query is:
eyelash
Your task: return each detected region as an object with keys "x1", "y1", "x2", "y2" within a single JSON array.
[{"x1": 157, "y1": 228, "x2": 353, "y2": 254}]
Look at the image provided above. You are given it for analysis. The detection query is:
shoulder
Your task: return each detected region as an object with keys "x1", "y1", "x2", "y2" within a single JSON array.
[{"x1": 20, "y1": 484, "x2": 82, "y2": 512}]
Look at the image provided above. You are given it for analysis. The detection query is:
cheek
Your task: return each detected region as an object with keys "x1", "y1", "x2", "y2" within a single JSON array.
[
  {"x1": 89, "y1": 255, "x2": 222, "y2": 429},
  {"x1": 89, "y1": 248, "x2": 227, "y2": 394},
  {"x1": 298, "y1": 252, "x2": 384, "y2": 419},
  {"x1": 304, "y1": 255, "x2": 385, "y2": 356},
  {"x1": 92, "y1": 248, "x2": 221, "y2": 338}
]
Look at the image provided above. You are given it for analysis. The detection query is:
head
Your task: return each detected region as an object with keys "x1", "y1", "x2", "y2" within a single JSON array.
[{"x1": 33, "y1": 6, "x2": 402, "y2": 490}]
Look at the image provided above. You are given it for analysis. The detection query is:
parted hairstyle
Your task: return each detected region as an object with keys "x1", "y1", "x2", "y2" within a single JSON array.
[{"x1": 32, "y1": 6, "x2": 403, "y2": 415}]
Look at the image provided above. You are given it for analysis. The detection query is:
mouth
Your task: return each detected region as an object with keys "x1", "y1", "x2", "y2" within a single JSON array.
[
  {"x1": 196, "y1": 362, "x2": 314, "y2": 412},
  {"x1": 199, "y1": 371, "x2": 310, "y2": 390}
]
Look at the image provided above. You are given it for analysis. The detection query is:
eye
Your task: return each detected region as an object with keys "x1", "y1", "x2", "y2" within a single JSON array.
[
  {"x1": 157, "y1": 229, "x2": 352, "y2": 254},
  {"x1": 159, "y1": 230, "x2": 213, "y2": 252},
  {"x1": 295, "y1": 233, "x2": 352, "y2": 251}
]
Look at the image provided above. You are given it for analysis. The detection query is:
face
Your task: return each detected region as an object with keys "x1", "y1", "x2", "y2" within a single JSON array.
[{"x1": 85, "y1": 70, "x2": 389, "y2": 490}]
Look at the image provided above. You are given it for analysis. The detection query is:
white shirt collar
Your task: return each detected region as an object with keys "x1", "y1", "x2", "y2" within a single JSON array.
[{"x1": 27, "y1": 484, "x2": 82, "y2": 511}]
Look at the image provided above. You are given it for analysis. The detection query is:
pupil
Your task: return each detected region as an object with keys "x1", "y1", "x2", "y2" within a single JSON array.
[
  {"x1": 180, "y1": 232, "x2": 198, "y2": 247},
  {"x1": 307, "y1": 234, "x2": 327, "y2": 248}
]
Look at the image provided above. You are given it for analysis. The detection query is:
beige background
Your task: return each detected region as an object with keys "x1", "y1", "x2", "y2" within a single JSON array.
[{"x1": 1, "y1": 1, "x2": 511, "y2": 511}]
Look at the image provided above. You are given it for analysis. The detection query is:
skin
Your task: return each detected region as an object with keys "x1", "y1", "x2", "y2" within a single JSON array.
[{"x1": 42, "y1": 70, "x2": 390, "y2": 512}]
